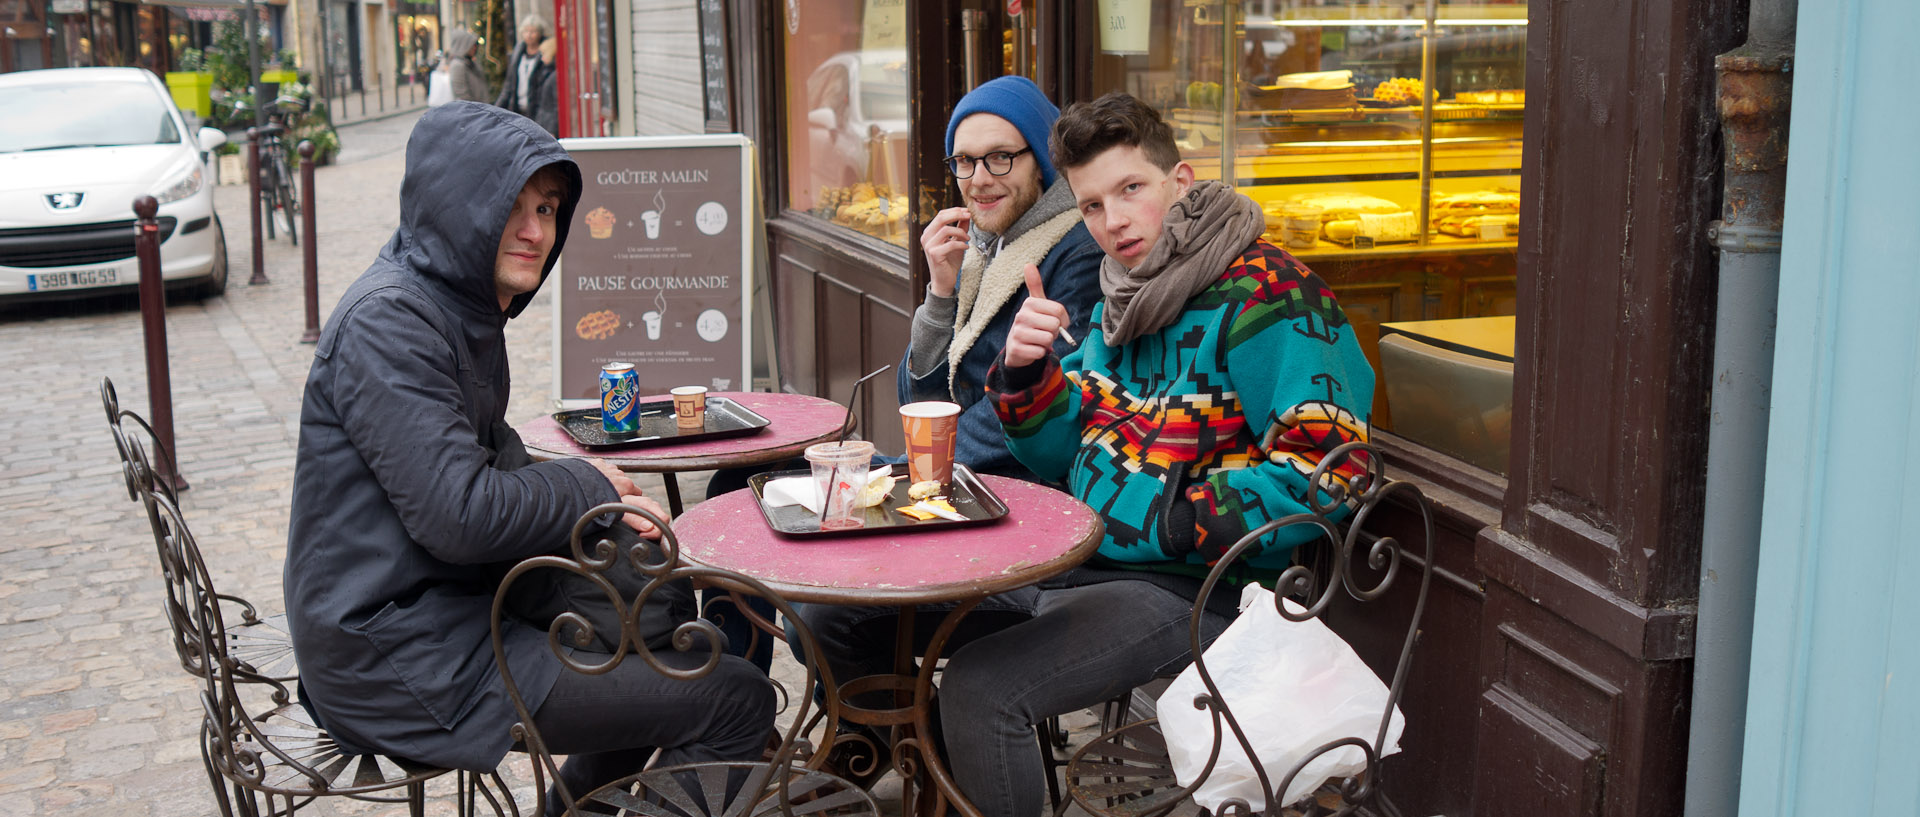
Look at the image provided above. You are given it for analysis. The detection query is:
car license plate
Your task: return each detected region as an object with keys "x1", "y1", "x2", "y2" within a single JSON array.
[{"x1": 28, "y1": 267, "x2": 118, "y2": 292}]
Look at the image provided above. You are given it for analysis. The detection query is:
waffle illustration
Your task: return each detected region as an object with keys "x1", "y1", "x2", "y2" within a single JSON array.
[
  {"x1": 584, "y1": 206, "x2": 616, "y2": 239},
  {"x1": 575, "y1": 309, "x2": 621, "y2": 340}
]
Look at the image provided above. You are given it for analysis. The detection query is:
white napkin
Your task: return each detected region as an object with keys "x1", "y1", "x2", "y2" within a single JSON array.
[{"x1": 762, "y1": 467, "x2": 891, "y2": 514}]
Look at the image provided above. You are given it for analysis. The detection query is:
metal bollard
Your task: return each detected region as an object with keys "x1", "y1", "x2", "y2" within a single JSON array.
[
  {"x1": 299, "y1": 141, "x2": 321, "y2": 343},
  {"x1": 133, "y1": 196, "x2": 188, "y2": 491},
  {"x1": 245, "y1": 128, "x2": 268, "y2": 285}
]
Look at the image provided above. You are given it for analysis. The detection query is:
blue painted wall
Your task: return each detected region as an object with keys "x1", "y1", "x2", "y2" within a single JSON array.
[{"x1": 1739, "y1": 1, "x2": 1920, "y2": 814}]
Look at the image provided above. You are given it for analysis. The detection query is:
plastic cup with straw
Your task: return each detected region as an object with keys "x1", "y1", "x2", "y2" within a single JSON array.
[{"x1": 804, "y1": 364, "x2": 892, "y2": 530}]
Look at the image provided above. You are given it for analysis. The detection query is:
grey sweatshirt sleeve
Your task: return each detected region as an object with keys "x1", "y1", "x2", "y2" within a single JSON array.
[{"x1": 908, "y1": 286, "x2": 958, "y2": 379}]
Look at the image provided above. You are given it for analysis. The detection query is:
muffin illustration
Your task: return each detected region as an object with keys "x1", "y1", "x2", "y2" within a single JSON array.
[{"x1": 584, "y1": 206, "x2": 616, "y2": 239}]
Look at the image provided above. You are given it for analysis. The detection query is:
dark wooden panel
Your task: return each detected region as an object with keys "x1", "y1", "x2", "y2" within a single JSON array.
[
  {"x1": 1476, "y1": 577, "x2": 1692, "y2": 817},
  {"x1": 1324, "y1": 485, "x2": 1491, "y2": 817},
  {"x1": 1510, "y1": 0, "x2": 1742, "y2": 601},
  {"x1": 769, "y1": 234, "x2": 820, "y2": 395},
  {"x1": 1474, "y1": 685, "x2": 1605, "y2": 817},
  {"x1": 865, "y1": 298, "x2": 912, "y2": 453},
  {"x1": 1494, "y1": 624, "x2": 1620, "y2": 745}
]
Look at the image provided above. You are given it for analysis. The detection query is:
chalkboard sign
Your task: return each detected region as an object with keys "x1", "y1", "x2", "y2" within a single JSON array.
[
  {"x1": 552, "y1": 136, "x2": 756, "y2": 405},
  {"x1": 697, "y1": 0, "x2": 731, "y2": 126}
]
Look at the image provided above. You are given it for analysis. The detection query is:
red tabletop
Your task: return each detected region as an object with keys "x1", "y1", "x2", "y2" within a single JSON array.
[
  {"x1": 519, "y1": 391, "x2": 852, "y2": 473},
  {"x1": 671, "y1": 475, "x2": 1105, "y2": 605}
]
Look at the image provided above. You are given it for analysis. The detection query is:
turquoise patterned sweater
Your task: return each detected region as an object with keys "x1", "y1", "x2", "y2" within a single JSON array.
[{"x1": 987, "y1": 238, "x2": 1374, "y2": 572}]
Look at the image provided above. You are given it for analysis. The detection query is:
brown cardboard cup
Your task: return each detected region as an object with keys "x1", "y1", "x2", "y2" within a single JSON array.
[
  {"x1": 899, "y1": 401, "x2": 962, "y2": 485},
  {"x1": 671, "y1": 386, "x2": 708, "y2": 429}
]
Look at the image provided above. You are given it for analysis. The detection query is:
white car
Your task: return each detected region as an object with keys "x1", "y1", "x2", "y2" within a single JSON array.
[{"x1": 0, "y1": 67, "x2": 231, "y2": 302}]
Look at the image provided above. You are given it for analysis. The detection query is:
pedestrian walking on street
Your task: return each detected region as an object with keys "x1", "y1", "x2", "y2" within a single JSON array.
[
  {"x1": 495, "y1": 15, "x2": 552, "y2": 119},
  {"x1": 439, "y1": 28, "x2": 491, "y2": 104},
  {"x1": 532, "y1": 38, "x2": 560, "y2": 136},
  {"x1": 281, "y1": 101, "x2": 773, "y2": 813}
]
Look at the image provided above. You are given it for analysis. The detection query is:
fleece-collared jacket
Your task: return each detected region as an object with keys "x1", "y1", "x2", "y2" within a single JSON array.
[
  {"x1": 283, "y1": 102, "x2": 614, "y2": 770},
  {"x1": 898, "y1": 179, "x2": 1103, "y2": 482}
]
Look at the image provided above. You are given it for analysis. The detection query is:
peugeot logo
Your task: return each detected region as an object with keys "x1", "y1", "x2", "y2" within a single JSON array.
[{"x1": 45, "y1": 192, "x2": 85, "y2": 210}]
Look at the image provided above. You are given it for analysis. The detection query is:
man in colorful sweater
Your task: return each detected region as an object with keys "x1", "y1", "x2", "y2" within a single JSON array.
[{"x1": 946, "y1": 93, "x2": 1373, "y2": 816}]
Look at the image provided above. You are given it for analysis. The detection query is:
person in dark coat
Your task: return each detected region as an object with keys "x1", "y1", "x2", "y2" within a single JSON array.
[
  {"x1": 495, "y1": 14, "x2": 552, "y2": 118},
  {"x1": 531, "y1": 37, "x2": 559, "y2": 135},
  {"x1": 283, "y1": 101, "x2": 772, "y2": 808}
]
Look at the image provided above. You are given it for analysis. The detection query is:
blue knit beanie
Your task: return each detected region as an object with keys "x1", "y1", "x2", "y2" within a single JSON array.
[{"x1": 944, "y1": 76, "x2": 1060, "y2": 188}]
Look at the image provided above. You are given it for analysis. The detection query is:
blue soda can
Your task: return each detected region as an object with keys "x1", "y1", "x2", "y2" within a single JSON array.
[{"x1": 600, "y1": 362, "x2": 640, "y2": 434}]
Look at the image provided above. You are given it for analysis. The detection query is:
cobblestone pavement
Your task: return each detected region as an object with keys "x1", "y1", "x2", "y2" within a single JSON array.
[{"x1": 0, "y1": 110, "x2": 1102, "y2": 817}]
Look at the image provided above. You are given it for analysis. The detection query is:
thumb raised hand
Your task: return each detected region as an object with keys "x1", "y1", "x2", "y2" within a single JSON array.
[{"x1": 1023, "y1": 263, "x2": 1046, "y2": 301}]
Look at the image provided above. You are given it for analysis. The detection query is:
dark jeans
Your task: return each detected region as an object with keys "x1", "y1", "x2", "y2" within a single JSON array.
[
  {"x1": 527, "y1": 647, "x2": 773, "y2": 812},
  {"x1": 796, "y1": 580, "x2": 1228, "y2": 817},
  {"x1": 503, "y1": 526, "x2": 772, "y2": 813}
]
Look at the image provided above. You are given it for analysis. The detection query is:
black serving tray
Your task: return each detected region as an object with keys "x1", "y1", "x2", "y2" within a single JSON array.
[
  {"x1": 552, "y1": 397, "x2": 770, "y2": 450},
  {"x1": 747, "y1": 462, "x2": 1010, "y2": 537}
]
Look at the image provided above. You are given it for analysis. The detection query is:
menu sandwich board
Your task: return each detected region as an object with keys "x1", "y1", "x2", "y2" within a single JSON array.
[{"x1": 553, "y1": 135, "x2": 756, "y2": 407}]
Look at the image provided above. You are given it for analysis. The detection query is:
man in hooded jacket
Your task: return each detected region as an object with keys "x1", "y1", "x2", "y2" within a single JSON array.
[{"x1": 284, "y1": 102, "x2": 772, "y2": 807}]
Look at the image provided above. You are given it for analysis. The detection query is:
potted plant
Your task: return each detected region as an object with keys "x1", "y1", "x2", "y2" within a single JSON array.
[{"x1": 166, "y1": 49, "x2": 214, "y2": 119}]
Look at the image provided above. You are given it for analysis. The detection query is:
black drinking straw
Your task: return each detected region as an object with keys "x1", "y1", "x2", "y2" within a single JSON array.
[{"x1": 840, "y1": 365, "x2": 893, "y2": 443}]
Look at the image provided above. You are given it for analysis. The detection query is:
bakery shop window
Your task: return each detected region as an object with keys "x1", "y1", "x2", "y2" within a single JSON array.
[
  {"x1": 781, "y1": 0, "x2": 913, "y2": 246},
  {"x1": 1086, "y1": 0, "x2": 1525, "y2": 475}
]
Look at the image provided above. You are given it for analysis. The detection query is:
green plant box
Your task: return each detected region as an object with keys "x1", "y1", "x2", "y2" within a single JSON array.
[
  {"x1": 260, "y1": 69, "x2": 298, "y2": 85},
  {"x1": 166, "y1": 71, "x2": 214, "y2": 118}
]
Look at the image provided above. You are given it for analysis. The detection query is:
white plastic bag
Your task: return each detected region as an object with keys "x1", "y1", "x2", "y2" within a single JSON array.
[
  {"x1": 426, "y1": 65, "x2": 454, "y2": 107},
  {"x1": 1158, "y1": 584, "x2": 1405, "y2": 811}
]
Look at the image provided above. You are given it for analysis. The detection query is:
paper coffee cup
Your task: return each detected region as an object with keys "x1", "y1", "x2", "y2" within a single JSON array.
[
  {"x1": 899, "y1": 401, "x2": 961, "y2": 485},
  {"x1": 671, "y1": 386, "x2": 708, "y2": 429}
]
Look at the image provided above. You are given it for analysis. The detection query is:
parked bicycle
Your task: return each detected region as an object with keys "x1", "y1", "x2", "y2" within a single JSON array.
[{"x1": 233, "y1": 92, "x2": 306, "y2": 246}]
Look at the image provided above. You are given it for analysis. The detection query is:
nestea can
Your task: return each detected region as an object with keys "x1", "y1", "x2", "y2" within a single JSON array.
[{"x1": 600, "y1": 362, "x2": 640, "y2": 434}]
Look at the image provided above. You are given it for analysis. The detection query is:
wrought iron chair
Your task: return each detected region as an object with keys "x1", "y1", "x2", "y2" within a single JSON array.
[
  {"x1": 129, "y1": 452, "x2": 505, "y2": 817},
  {"x1": 1058, "y1": 441, "x2": 1434, "y2": 817},
  {"x1": 491, "y1": 500, "x2": 881, "y2": 817},
  {"x1": 99, "y1": 376, "x2": 299, "y2": 685}
]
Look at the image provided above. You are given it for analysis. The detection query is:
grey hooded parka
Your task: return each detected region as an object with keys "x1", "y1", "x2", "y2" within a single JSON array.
[{"x1": 283, "y1": 102, "x2": 613, "y2": 770}]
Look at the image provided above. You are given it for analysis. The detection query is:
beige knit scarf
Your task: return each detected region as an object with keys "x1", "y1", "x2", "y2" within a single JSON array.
[{"x1": 1099, "y1": 180, "x2": 1265, "y2": 346}]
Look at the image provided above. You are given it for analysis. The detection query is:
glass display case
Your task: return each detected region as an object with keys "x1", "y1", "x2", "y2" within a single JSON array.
[
  {"x1": 781, "y1": 0, "x2": 913, "y2": 248},
  {"x1": 1088, "y1": 0, "x2": 1526, "y2": 470}
]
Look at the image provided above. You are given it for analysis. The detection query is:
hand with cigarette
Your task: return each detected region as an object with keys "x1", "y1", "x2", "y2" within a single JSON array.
[
  {"x1": 920, "y1": 206, "x2": 972, "y2": 298},
  {"x1": 1004, "y1": 263, "x2": 1074, "y2": 368}
]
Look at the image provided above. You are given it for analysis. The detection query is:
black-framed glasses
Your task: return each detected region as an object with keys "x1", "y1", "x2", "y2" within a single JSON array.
[{"x1": 945, "y1": 147, "x2": 1032, "y2": 179}]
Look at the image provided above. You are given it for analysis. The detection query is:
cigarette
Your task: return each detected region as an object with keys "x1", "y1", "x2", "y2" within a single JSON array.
[{"x1": 1058, "y1": 327, "x2": 1077, "y2": 345}]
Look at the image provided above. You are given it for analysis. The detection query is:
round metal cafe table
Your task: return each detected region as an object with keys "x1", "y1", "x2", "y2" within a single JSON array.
[
  {"x1": 519, "y1": 390, "x2": 852, "y2": 514},
  {"x1": 671, "y1": 476, "x2": 1105, "y2": 817}
]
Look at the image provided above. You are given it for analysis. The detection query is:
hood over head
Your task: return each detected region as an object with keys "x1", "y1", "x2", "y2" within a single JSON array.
[
  {"x1": 446, "y1": 28, "x2": 478, "y2": 58},
  {"x1": 383, "y1": 101, "x2": 582, "y2": 319}
]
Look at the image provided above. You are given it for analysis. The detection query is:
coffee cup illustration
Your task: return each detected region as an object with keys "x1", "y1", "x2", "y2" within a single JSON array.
[
  {"x1": 641, "y1": 210, "x2": 661, "y2": 240},
  {"x1": 641, "y1": 311, "x2": 663, "y2": 340}
]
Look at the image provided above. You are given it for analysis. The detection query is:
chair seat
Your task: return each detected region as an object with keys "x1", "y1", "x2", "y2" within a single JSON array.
[
  {"x1": 216, "y1": 702, "x2": 448, "y2": 796},
  {"x1": 1063, "y1": 720, "x2": 1364, "y2": 817},
  {"x1": 575, "y1": 761, "x2": 880, "y2": 817},
  {"x1": 226, "y1": 612, "x2": 299, "y2": 683}
]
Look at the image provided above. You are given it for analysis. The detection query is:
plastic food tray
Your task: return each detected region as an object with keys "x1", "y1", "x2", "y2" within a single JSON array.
[
  {"x1": 551, "y1": 397, "x2": 770, "y2": 450},
  {"x1": 747, "y1": 463, "x2": 1010, "y2": 536}
]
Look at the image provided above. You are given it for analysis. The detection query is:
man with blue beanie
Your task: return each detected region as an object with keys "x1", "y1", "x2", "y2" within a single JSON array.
[
  {"x1": 794, "y1": 75, "x2": 1104, "y2": 795},
  {"x1": 902, "y1": 75, "x2": 1104, "y2": 481}
]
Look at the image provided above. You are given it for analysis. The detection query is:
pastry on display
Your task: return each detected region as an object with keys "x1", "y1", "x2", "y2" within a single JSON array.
[
  {"x1": 1323, "y1": 210, "x2": 1418, "y2": 244},
  {"x1": 1372, "y1": 77, "x2": 1429, "y2": 105},
  {"x1": 1432, "y1": 188, "x2": 1520, "y2": 216},
  {"x1": 1435, "y1": 213, "x2": 1520, "y2": 238}
]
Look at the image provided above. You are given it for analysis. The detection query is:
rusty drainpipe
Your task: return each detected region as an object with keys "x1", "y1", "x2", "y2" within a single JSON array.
[{"x1": 1684, "y1": 1, "x2": 1797, "y2": 815}]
